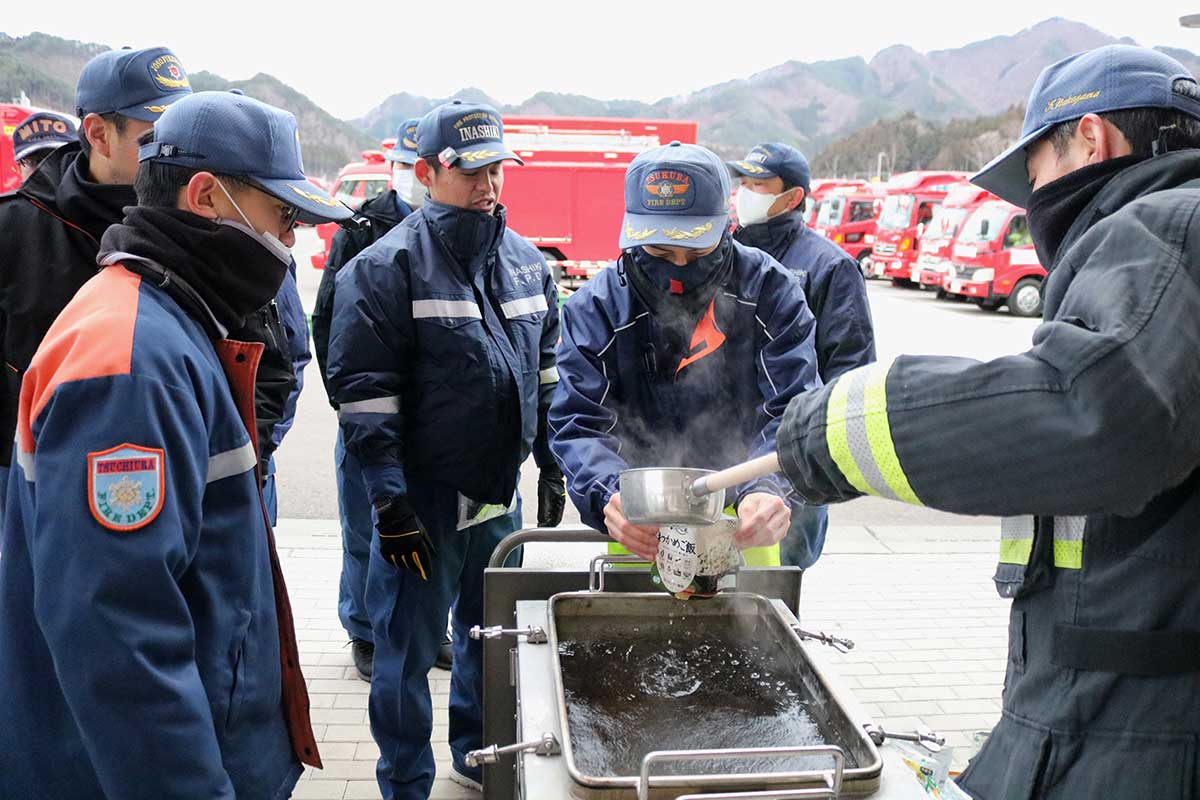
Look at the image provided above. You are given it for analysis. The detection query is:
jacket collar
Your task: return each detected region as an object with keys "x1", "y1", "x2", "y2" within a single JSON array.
[{"x1": 422, "y1": 198, "x2": 507, "y2": 270}]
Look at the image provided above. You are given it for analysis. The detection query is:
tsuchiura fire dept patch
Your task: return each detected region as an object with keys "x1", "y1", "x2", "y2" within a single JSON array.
[{"x1": 88, "y1": 444, "x2": 165, "y2": 531}]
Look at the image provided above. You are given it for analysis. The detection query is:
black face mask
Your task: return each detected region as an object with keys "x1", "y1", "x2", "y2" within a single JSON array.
[
  {"x1": 98, "y1": 206, "x2": 290, "y2": 336},
  {"x1": 632, "y1": 235, "x2": 732, "y2": 296},
  {"x1": 1026, "y1": 154, "x2": 1143, "y2": 269}
]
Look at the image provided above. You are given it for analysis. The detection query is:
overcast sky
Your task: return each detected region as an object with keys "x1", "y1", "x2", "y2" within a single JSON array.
[{"x1": 7, "y1": 1, "x2": 1200, "y2": 119}]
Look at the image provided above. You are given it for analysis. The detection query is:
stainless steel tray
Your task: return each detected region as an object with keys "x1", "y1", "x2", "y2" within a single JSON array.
[{"x1": 546, "y1": 591, "x2": 883, "y2": 798}]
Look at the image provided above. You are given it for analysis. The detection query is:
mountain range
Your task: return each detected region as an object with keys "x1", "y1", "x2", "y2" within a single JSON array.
[{"x1": 4, "y1": 19, "x2": 1199, "y2": 179}]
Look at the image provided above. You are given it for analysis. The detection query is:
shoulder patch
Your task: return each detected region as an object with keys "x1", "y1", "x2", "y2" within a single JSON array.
[{"x1": 88, "y1": 444, "x2": 165, "y2": 532}]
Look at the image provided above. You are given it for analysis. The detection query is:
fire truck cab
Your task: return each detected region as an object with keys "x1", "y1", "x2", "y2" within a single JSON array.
[
  {"x1": 945, "y1": 199, "x2": 1045, "y2": 317},
  {"x1": 804, "y1": 178, "x2": 866, "y2": 227},
  {"x1": 812, "y1": 183, "x2": 886, "y2": 275},
  {"x1": 871, "y1": 171, "x2": 971, "y2": 285},
  {"x1": 915, "y1": 184, "x2": 995, "y2": 296}
]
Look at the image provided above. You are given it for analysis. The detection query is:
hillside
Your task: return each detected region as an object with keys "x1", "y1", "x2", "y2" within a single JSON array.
[
  {"x1": 355, "y1": 18, "x2": 1200, "y2": 162},
  {"x1": 0, "y1": 34, "x2": 372, "y2": 178}
]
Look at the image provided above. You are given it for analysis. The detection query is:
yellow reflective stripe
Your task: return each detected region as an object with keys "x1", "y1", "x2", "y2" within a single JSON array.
[
  {"x1": 860, "y1": 367, "x2": 922, "y2": 505},
  {"x1": 825, "y1": 373, "x2": 874, "y2": 496},
  {"x1": 999, "y1": 537, "x2": 1033, "y2": 565},
  {"x1": 1053, "y1": 539, "x2": 1082, "y2": 569}
]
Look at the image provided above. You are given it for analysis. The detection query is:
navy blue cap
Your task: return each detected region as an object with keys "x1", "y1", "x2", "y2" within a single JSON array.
[
  {"x1": 973, "y1": 45, "x2": 1200, "y2": 206},
  {"x1": 619, "y1": 142, "x2": 730, "y2": 250},
  {"x1": 727, "y1": 142, "x2": 811, "y2": 194},
  {"x1": 75, "y1": 47, "x2": 192, "y2": 122},
  {"x1": 12, "y1": 111, "x2": 78, "y2": 161},
  {"x1": 416, "y1": 100, "x2": 522, "y2": 168},
  {"x1": 386, "y1": 117, "x2": 421, "y2": 164},
  {"x1": 138, "y1": 91, "x2": 352, "y2": 224}
]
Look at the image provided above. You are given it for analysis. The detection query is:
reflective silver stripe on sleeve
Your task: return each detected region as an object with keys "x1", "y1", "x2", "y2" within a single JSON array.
[
  {"x1": 1001, "y1": 515, "x2": 1035, "y2": 539},
  {"x1": 15, "y1": 448, "x2": 35, "y2": 482},
  {"x1": 207, "y1": 441, "x2": 257, "y2": 484},
  {"x1": 1053, "y1": 515, "x2": 1086, "y2": 541},
  {"x1": 338, "y1": 396, "x2": 401, "y2": 415},
  {"x1": 539, "y1": 366, "x2": 560, "y2": 385},
  {"x1": 501, "y1": 294, "x2": 549, "y2": 319},
  {"x1": 411, "y1": 299, "x2": 482, "y2": 320},
  {"x1": 840, "y1": 368, "x2": 901, "y2": 502}
]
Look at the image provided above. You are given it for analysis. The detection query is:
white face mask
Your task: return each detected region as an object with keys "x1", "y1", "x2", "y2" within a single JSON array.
[
  {"x1": 214, "y1": 179, "x2": 293, "y2": 265},
  {"x1": 392, "y1": 164, "x2": 424, "y2": 208},
  {"x1": 735, "y1": 185, "x2": 790, "y2": 227}
]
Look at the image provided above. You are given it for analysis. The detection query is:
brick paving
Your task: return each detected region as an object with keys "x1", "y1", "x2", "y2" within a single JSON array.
[{"x1": 280, "y1": 518, "x2": 1008, "y2": 799}]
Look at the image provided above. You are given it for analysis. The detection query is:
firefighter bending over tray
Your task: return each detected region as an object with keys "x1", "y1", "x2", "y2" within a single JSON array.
[{"x1": 549, "y1": 141, "x2": 821, "y2": 593}]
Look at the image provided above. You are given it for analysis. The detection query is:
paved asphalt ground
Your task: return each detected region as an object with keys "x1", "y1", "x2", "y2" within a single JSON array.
[{"x1": 270, "y1": 227, "x2": 1038, "y2": 798}]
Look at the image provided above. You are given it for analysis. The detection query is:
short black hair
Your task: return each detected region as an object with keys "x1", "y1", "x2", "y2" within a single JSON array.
[
  {"x1": 133, "y1": 130, "x2": 254, "y2": 208},
  {"x1": 422, "y1": 155, "x2": 441, "y2": 174},
  {"x1": 78, "y1": 111, "x2": 129, "y2": 157},
  {"x1": 1047, "y1": 90, "x2": 1200, "y2": 159}
]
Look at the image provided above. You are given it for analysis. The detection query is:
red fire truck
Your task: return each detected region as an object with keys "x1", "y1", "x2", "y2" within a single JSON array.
[
  {"x1": 310, "y1": 117, "x2": 698, "y2": 282},
  {"x1": 803, "y1": 179, "x2": 866, "y2": 226},
  {"x1": 310, "y1": 149, "x2": 394, "y2": 269},
  {"x1": 1, "y1": 103, "x2": 35, "y2": 192},
  {"x1": 811, "y1": 183, "x2": 887, "y2": 275},
  {"x1": 502, "y1": 116, "x2": 697, "y2": 286},
  {"x1": 915, "y1": 183, "x2": 996, "y2": 295},
  {"x1": 944, "y1": 199, "x2": 1044, "y2": 317},
  {"x1": 871, "y1": 171, "x2": 971, "y2": 285}
]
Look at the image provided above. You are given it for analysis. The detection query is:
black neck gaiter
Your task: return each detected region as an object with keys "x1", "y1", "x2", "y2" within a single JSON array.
[
  {"x1": 56, "y1": 151, "x2": 136, "y2": 243},
  {"x1": 98, "y1": 206, "x2": 289, "y2": 337},
  {"x1": 1026, "y1": 154, "x2": 1143, "y2": 269}
]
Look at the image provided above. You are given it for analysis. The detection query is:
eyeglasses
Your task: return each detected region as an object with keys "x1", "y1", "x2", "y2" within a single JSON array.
[{"x1": 280, "y1": 203, "x2": 300, "y2": 232}]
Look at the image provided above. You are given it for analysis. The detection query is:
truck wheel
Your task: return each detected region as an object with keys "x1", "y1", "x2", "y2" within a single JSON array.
[
  {"x1": 1008, "y1": 278, "x2": 1044, "y2": 317},
  {"x1": 857, "y1": 251, "x2": 872, "y2": 279},
  {"x1": 935, "y1": 289, "x2": 948, "y2": 300}
]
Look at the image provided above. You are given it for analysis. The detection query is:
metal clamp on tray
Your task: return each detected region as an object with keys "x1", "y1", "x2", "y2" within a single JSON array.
[
  {"x1": 469, "y1": 624, "x2": 548, "y2": 644},
  {"x1": 791, "y1": 625, "x2": 856, "y2": 654},
  {"x1": 638, "y1": 745, "x2": 846, "y2": 800},
  {"x1": 465, "y1": 731, "x2": 561, "y2": 768}
]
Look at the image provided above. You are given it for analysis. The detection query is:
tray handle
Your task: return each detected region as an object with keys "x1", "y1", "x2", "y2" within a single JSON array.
[
  {"x1": 588, "y1": 553, "x2": 649, "y2": 591},
  {"x1": 638, "y1": 745, "x2": 845, "y2": 800}
]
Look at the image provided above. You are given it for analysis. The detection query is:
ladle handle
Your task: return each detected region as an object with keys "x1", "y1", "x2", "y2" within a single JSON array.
[{"x1": 690, "y1": 453, "x2": 781, "y2": 496}]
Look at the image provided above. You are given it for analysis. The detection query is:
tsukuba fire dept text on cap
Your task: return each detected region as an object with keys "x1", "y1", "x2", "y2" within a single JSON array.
[
  {"x1": 12, "y1": 112, "x2": 78, "y2": 162},
  {"x1": 386, "y1": 117, "x2": 421, "y2": 165},
  {"x1": 727, "y1": 142, "x2": 811, "y2": 194},
  {"x1": 972, "y1": 44, "x2": 1200, "y2": 207},
  {"x1": 416, "y1": 100, "x2": 522, "y2": 168},
  {"x1": 619, "y1": 141, "x2": 731, "y2": 251},
  {"x1": 137, "y1": 91, "x2": 352, "y2": 224},
  {"x1": 75, "y1": 46, "x2": 192, "y2": 122}
]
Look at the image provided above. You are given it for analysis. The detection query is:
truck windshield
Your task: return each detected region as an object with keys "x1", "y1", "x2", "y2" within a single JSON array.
[
  {"x1": 959, "y1": 206, "x2": 1011, "y2": 244},
  {"x1": 848, "y1": 200, "x2": 877, "y2": 223},
  {"x1": 924, "y1": 207, "x2": 968, "y2": 240},
  {"x1": 816, "y1": 197, "x2": 844, "y2": 227},
  {"x1": 878, "y1": 194, "x2": 914, "y2": 230}
]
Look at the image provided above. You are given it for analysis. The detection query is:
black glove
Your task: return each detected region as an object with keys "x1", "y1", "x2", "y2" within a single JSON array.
[
  {"x1": 537, "y1": 466, "x2": 567, "y2": 528},
  {"x1": 375, "y1": 496, "x2": 437, "y2": 580}
]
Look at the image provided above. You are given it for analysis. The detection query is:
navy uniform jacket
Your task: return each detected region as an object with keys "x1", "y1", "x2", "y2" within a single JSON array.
[
  {"x1": 735, "y1": 212, "x2": 875, "y2": 381},
  {"x1": 327, "y1": 200, "x2": 559, "y2": 506},
  {"x1": 549, "y1": 241, "x2": 820, "y2": 532},
  {"x1": 0, "y1": 266, "x2": 315, "y2": 799}
]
